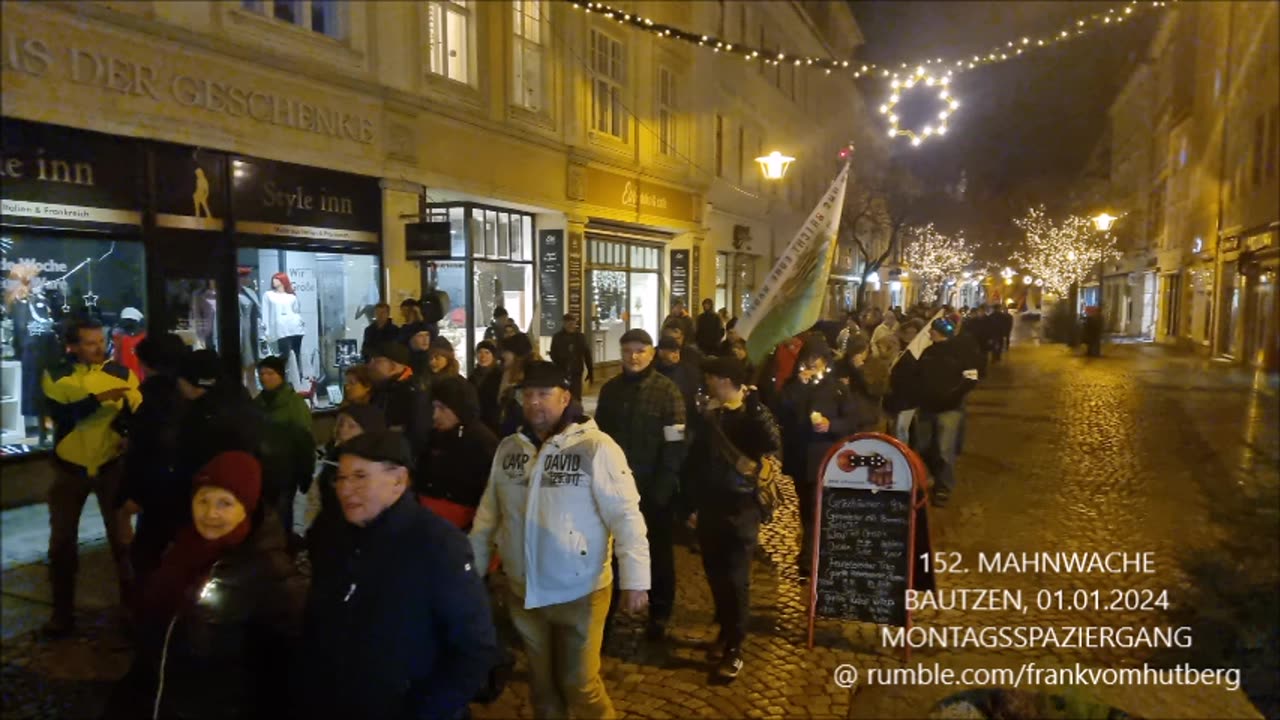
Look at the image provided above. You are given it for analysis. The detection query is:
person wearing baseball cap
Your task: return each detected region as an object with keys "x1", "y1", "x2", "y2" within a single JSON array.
[
  {"x1": 594, "y1": 326, "x2": 686, "y2": 642},
  {"x1": 112, "y1": 450, "x2": 305, "y2": 719},
  {"x1": 299, "y1": 430, "x2": 499, "y2": 720},
  {"x1": 470, "y1": 361, "x2": 650, "y2": 719},
  {"x1": 685, "y1": 352, "x2": 781, "y2": 680},
  {"x1": 913, "y1": 311, "x2": 982, "y2": 508},
  {"x1": 366, "y1": 341, "x2": 432, "y2": 458}
]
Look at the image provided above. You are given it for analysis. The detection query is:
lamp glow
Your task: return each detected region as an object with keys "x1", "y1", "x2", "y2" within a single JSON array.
[
  {"x1": 755, "y1": 151, "x2": 795, "y2": 180},
  {"x1": 1092, "y1": 212, "x2": 1118, "y2": 232}
]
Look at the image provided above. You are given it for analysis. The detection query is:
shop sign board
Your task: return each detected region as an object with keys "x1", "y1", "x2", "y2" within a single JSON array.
[
  {"x1": 582, "y1": 164, "x2": 697, "y2": 224},
  {"x1": 669, "y1": 249, "x2": 690, "y2": 308},
  {"x1": 231, "y1": 157, "x2": 380, "y2": 243},
  {"x1": 153, "y1": 144, "x2": 227, "y2": 231},
  {"x1": 567, "y1": 230, "x2": 584, "y2": 320},
  {"x1": 0, "y1": 118, "x2": 142, "y2": 227},
  {"x1": 538, "y1": 229, "x2": 565, "y2": 335}
]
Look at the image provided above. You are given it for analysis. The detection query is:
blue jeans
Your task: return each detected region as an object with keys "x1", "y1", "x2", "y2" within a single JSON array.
[{"x1": 914, "y1": 409, "x2": 965, "y2": 495}]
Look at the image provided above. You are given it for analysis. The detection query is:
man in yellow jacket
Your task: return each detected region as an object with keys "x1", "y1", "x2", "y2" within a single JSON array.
[{"x1": 41, "y1": 318, "x2": 142, "y2": 636}]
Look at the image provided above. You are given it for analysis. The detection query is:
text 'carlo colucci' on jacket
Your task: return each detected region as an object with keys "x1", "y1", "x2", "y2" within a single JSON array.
[
  {"x1": 593, "y1": 366, "x2": 688, "y2": 506},
  {"x1": 299, "y1": 491, "x2": 499, "y2": 720},
  {"x1": 42, "y1": 357, "x2": 141, "y2": 476},
  {"x1": 469, "y1": 410, "x2": 651, "y2": 610}
]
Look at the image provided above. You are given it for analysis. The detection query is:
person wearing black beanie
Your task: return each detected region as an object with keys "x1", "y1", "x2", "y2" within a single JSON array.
[{"x1": 416, "y1": 376, "x2": 498, "y2": 531}]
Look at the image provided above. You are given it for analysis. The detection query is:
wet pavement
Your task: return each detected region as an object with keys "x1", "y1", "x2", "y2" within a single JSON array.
[{"x1": 1, "y1": 341, "x2": 1276, "y2": 719}]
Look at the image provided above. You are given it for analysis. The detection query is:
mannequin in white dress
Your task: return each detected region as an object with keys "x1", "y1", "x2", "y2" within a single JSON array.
[{"x1": 262, "y1": 272, "x2": 305, "y2": 389}]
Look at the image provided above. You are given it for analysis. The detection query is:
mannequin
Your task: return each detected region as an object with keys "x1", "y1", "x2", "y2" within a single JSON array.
[
  {"x1": 262, "y1": 272, "x2": 305, "y2": 389},
  {"x1": 4, "y1": 263, "x2": 61, "y2": 443},
  {"x1": 237, "y1": 268, "x2": 264, "y2": 391},
  {"x1": 191, "y1": 280, "x2": 218, "y2": 351},
  {"x1": 112, "y1": 307, "x2": 147, "y2": 381}
]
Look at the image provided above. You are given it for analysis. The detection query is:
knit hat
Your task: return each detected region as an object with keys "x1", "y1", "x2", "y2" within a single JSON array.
[
  {"x1": 702, "y1": 355, "x2": 749, "y2": 386},
  {"x1": 179, "y1": 349, "x2": 222, "y2": 389},
  {"x1": 338, "y1": 404, "x2": 387, "y2": 436},
  {"x1": 931, "y1": 317, "x2": 957, "y2": 338},
  {"x1": 798, "y1": 335, "x2": 832, "y2": 364},
  {"x1": 619, "y1": 328, "x2": 654, "y2": 346},
  {"x1": 192, "y1": 451, "x2": 262, "y2": 515},
  {"x1": 520, "y1": 360, "x2": 571, "y2": 390},
  {"x1": 368, "y1": 342, "x2": 411, "y2": 366},
  {"x1": 339, "y1": 430, "x2": 415, "y2": 470},
  {"x1": 475, "y1": 339, "x2": 498, "y2": 356},
  {"x1": 499, "y1": 332, "x2": 534, "y2": 358},
  {"x1": 428, "y1": 336, "x2": 455, "y2": 355},
  {"x1": 431, "y1": 376, "x2": 480, "y2": 423},
  {"x1": 257, "y1": 355, "x2": 287, "y2": 378}
]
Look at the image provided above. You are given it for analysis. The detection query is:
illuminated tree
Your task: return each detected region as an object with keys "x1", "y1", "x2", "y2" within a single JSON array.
[
  {"x1": 1013, "y1": 206, "x2": 1120, "y2": 296},
  {"x1": 902, "y1": 223, "x2": 973, "y2": 304}
]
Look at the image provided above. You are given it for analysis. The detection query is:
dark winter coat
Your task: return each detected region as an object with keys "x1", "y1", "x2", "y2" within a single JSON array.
[
  {"x1": 361, "y1": 320, "x2": 400, "y2": 361},
  {"x1": 106, "y1": 512, "x2": 306, "y2": 720},
  {"x1": 915, "y1": 338, "x2": 982, "y2": 413},
  {"x1": 116, "y1": 374, "x2": 183, "y2": 522},
  {"x1": 656, "y1": 359, "x2": 701, "y2": 428},
  {"x1": 773, "y1": 373, "x2": 879, "y2": 486},
  {"x1": 594, "y1": 365, "x2": 689, "y2": 506},
  {"x1": 468, "y1": 365, "x2": 503, "y2": 434},
  {"x1": 884, "y1": 351, "x2": 921, "y2": 414},
  {"x1": 418, "y1": 387, "x2": 499, "y2": 516},
  {"x1": 683, "y1": 391, "x2": 781, "y2": 511},
  {"x1": 695, "y1": 310, "x2": 725, "y2": 355},
  {"x1": 549, "y1": 329, "x2": 594, "y2": 380},
  {"x1": 175, "y1": 387, "x2": 263, "y2": 526},
  {"x1": 297, "y1": 492, "x2": 500, "y2": 720},
  {"x1": 370, "y1": 370, "x2": 433, "y2": 458}
]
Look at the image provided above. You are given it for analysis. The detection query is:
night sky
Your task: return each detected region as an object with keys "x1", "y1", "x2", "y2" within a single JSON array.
[{"x1": 850, "y1": 1, "x2": 1159, "y2": 200}]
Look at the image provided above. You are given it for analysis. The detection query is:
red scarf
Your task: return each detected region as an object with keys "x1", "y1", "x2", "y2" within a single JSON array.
[{"x1": 139, "y1": 519, "x2": 252, "y2": 620}]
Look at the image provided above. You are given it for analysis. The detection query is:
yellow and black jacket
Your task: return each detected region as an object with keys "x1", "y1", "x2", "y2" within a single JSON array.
[{"x1": 42, "y1": 356, "x2": 141, "y2": 476}]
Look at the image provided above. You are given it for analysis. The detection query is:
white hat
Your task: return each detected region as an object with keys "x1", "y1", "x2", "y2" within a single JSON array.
[{"x1": 120, "y1": 307, "x2": 144, "y2": 322}]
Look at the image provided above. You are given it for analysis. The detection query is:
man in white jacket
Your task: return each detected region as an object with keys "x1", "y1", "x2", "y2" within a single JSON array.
[{"x1": 470, "y1": 361, "x2": 650, "y2": 719}]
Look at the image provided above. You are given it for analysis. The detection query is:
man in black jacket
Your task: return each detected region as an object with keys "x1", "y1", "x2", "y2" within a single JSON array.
[
  {"x1": 367, "y1": 342, "x2": 433, "y2": 459},
  {"x1": 298, "y1": 430, "x2": 499, "y2": 720},
  {"x1": 360, "y1": 303, "x2": 399, "y2": 362},
  {"x1": 695, "y1": 298, "x2": 724, "y2": 356},
  {"x1": 549, "y1": 313, "x2": 593, "y2": 401},
  {"x1": 913, "y1": 317, "x2": 981, "y2": 508},
  {"x1": 684, "y1": 355, "x2": 781, "y2": 681},
  {"x1": 771, "y1": 335, "x2": 879, "y2": 576}
]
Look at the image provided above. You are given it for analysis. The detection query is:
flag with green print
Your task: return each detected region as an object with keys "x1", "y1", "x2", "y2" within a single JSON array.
[{"x1": 738, "y1": 161, "x2": 851, "y2": 364}]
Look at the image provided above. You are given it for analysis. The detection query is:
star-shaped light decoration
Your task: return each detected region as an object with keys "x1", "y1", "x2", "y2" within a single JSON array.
[
  {"x1": 880, "y1": 67, "x2": 960, "y2": 147},
  {"x1": 62, "y1": 302, "x2": 72, "y2": 313},
  {"x1": 83, "y1": 291, "x2": 99, "y2": 308}
]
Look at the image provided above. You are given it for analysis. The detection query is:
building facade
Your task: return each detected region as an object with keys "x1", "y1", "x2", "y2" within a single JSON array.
[
  {"x1": 0, "y1": 0, "x2": 869, "y2": 487},
  {"x1": 1104, "y1": 1, "x2": 1278, "y2": 368}
]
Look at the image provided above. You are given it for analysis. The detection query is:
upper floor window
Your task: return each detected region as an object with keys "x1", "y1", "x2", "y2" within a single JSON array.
[
  {"x1": 513, "y1": 1, "x2": 545, "y2": 111},
  {"x1": 657, "y1": 67, "x2": 677, "y2": 155},
  {"x1": 590, "y1": 29, "x2": 627, "y2": 140},
  {"x1": 427, "y1": 0, "x2": 472, "y2": 84},
  {"x1": 241, "y1": 0, "x2": 344, "y2": 39}
]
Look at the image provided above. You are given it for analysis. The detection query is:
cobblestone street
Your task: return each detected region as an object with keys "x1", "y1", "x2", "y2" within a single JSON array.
[{"x1": 2, "y1": 342, "x2": 1276, "y2": 719}]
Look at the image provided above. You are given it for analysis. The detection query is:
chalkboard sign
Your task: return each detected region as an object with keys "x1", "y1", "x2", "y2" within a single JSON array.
[
  {"x1": 539, "y1": 230, "x2": 565, "y2": 335},
  {"x1": 670, "y1": 249, "x2": 690, "y2": 308},
  {"x1": 808, "y1": 433, "x2": 934, "y2": 650}
]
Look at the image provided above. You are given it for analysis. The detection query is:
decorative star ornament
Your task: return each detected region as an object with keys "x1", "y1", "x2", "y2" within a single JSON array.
[
  {"x1": 83, "y1": 292, "x2": 99, "y2": 308},
  {"x1": 62, "y1": 301, "x2": 72, "y2": 313},
  {"x1": 880, "y1": 67, "x2": 959, "y2": 147}
]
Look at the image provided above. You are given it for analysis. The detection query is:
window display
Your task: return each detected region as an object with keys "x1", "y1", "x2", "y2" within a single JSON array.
[
  {"x1": 1, "y1": 234, "x2": 146, "y2": 455},
  {"x1": 236, "y1": 248, "x2": 380, "y2": 409},
  {"x1": 587, "y1": 238, "x2": 661, "y2": 364}
]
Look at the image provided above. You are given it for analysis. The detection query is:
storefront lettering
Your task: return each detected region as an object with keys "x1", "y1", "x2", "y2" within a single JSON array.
[
  {"x1": 261, "y1": 181, "x2": 354, "y2": 217},
  {"x1": 0, "y1": 149, "x2": 94, "y2": 187},
  {"x1": 621, "y1": 180, "x2": 669, "y2": 211},
  {"x1": 1, "y1": 32, "x2": 375, "y2": 145}
]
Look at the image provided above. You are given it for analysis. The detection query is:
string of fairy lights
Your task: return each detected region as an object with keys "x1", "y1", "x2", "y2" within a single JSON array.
[{"x1": 567, "y1": 0, "x2": 1173, "y2": 146}]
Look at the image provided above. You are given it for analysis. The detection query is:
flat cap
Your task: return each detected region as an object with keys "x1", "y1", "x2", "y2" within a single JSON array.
[
  {"x1": 619, "y1": 328, "x2": 654, "y2": 346},
  {"x1": 338, "y1": 430, "x2": 415, "y2": 470}
]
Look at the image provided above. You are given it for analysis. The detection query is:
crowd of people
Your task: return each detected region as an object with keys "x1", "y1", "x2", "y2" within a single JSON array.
[{"x1": 38, "y1": 292, "x2": 1016, "y2": 719}]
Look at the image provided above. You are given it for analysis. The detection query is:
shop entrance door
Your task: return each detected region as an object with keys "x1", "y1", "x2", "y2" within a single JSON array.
[{"x1": 150, "y1": 236, "x2": 231, "y2": 352}]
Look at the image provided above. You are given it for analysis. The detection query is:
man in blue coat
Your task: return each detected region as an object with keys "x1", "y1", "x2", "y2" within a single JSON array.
[{"x1": 297, "y1": 430, "x2": 499, "y2": 719}]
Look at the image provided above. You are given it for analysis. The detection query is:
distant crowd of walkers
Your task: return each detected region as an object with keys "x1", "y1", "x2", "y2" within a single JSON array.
[{"x1": 38, "y1": 292, "x2": 1015, "y2": 719}]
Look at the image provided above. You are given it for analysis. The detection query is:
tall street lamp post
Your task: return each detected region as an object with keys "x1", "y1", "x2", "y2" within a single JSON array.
[{"x1": 1088, "y1": 212, "x2": 1118, "y2": 356}]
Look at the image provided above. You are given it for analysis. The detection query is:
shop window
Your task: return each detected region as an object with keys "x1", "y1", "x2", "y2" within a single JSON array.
[
  {"x1": 715, "y1": 251, "x2": 729, "y2": 312},
  {"x1": 589, "y1": 29, "x2": 627, "y2": 140},
  {"x1": 427, "y1": 0, "x2": 473, "y2": 85},
  {"x1": 734, "y1": 254, "x2": 757, "y2": 318},
  {"x1": 235, "y1": 248, "x2": 380, "y2": 409},
  {"x1": 241, "y1": 0, "x2": 344, "y2": 39},
  {"x1": 1, "y1": 235, "x2": 146, "y2": 455},
  {"x1": 513, "y1": 0, "x2": 546, "y2": 112},
  {"x1": 658, "y1": 67, "x2": 677, "y2": 156},
  {"x1": 587, "y1": 237, "x2": 661, "y2": 363}
]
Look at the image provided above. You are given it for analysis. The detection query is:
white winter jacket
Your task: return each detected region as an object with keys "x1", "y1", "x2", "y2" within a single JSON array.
[{"x1": 469, "y1": 416, "x2": 651, "y2": 610}]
